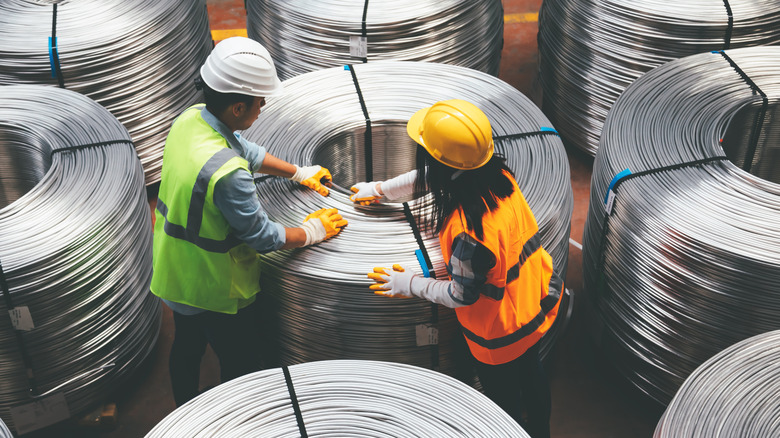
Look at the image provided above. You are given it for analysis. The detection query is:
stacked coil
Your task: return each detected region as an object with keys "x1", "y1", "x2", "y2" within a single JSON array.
[
  {"x1": 655, "y1": 330, "x2": 780, "y2": 437},
  {"x1": 0, "y1": 85, "x2": 159, "y2": 433},
  {"x1": 0, "y1": 418, "x2": 9, "y2": 438},
  {"x1": 244, "y1": 61, "x2": 573, "y2": 377},
  {"x1": 538, "y1": 0, "x2": 780, "y2": 155},
  {"x1": 146, "y1": 360, "x2": 529, "y2": 437},
  {"x1": 0, "y1": 0, "x2": 213, "y2": 184},
  {"x1": 582, "y1": 46, "x2": 780, "y2": 405},
  {"x1": 245, "y1": 0, "x2": 504, "y2": 80}
]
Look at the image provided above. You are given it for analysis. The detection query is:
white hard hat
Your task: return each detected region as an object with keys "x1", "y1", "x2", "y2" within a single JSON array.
[{"x1": 200, "y1": 37, "x2": 283, "y2": 97}]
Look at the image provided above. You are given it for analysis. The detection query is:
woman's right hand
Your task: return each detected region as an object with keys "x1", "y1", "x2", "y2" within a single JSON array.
[{"x1": 349, "y1": 181, "x2": 383, "y2": 205}]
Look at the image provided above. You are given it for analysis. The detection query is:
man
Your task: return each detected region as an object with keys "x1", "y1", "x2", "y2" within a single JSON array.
[{"x1": 151, "y1": 37, "x2": 347, "y2": 406}]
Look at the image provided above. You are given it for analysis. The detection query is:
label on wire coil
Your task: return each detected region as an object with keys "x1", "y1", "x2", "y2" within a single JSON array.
[
  {"x1": 349, "y1": 35, "x2": 367, "y2": 58},
  {"x1": 415, "y1": 323, "x2": 439, "y2": 346},
  {"x1": 9, "y1": 306, "x2": 34, "y2": 331},
  {"x1": 9, "y1": 392, "x2": 70, "y2": 435}
]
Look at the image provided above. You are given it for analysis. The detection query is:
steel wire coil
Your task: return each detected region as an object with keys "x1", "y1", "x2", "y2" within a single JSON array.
[
  {"x1": 582, "y1": 46, "x2": 780, "y2": 405},
  {"x1": 242, "y1": 61, "x2": 573, "y2": 378},
  {"x1": 654, "y1": 329, "x2": 780, "y2": 438},
  {"x1": 0, "y1": 85, "x2": 159, "y2": 433},
  {"x1": 245, "y1": 0, "x2": 504, "y2": 81},
  {"x1": 146, "y1": 359, "x2": 529, "y2": 437},
  {"x1": 538, "y1": 0, "x2": 780, "y2": 156},
  {"x1": 0, "y1": 0, "x2": 213, "y2": 185},
  {"x1": 0, "y1": 418, "x2": 9, "y2": 438}
]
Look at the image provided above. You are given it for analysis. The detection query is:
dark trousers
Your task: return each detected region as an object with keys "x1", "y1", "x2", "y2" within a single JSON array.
[
  {"x1": 473, "y1": 342, "x2": 551, "y2": 438},
  {"x1": 168, "y1": 299, "x2": 263, "y2": 406}
]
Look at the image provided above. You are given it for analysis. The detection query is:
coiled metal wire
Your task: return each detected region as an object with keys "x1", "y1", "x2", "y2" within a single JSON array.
[
  {"x1": 0, "y1": 0, "x2": 213, "y2": 185},
  {"x1": 243, "y1": 61, "x2": 573, "y2": 378},
  {"x1": 582, "y1": 46, "x2": 780, "y2": 405},
  {"x1": 538, "y1": 0, "x2": 780, "y2": 156},
  {"x1": 245, "y1": 0, "x2": 504, "y2": 80},
  {"x1": 0, "y1": 85, "x2": 159, "y2": 433},
  {"x1": 655, "y1": 329, "x2": 780, "y2": 437},
  {"x1": 0, "y1": 418, "x2": 9, "y2": 438},
  {"x1": 146, "y1": 359, "x2": 529, "y2": 437}
]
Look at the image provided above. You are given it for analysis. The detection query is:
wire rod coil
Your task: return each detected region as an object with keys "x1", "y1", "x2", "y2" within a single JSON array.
[
  {"x1": 146, "y1": 359, "x2": 529, "y2": 437},
  {"x1": 582, "y1": 46, "x2": 780, "y2": 405},
  {"x1": 242, "y1": 61, "x2": 573, "y2": 377},
  {"x1": 654, "y1": 329, "x2": 780, "y2": 438},
  {"x1": 0, "y1": 85, "x2": 159, "y2": 434},
  {"x1": 0, "y1": 418, "x2": 9, "y2": 438},
  {"x1": 537, "y1": 0, "x2": 780, "y2": 156},
  {"x1": 245, "y1": 0, "x2": 504, "y2": 81},
  {"x1": 0, "y1": 0, "x2": 213, "y2": 185}
]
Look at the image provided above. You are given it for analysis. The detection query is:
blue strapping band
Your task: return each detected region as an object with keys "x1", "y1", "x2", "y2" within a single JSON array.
[
  {"x1": 344, "y1": 65, "x2": 350, "y2": 70},
  {"x1": 604, "y1": 168, "x2": 632, "y2": 204},
  {"x1": 48, "y1": 36, "x2": 57, "y2": 78},
  {"x1": 415, "y1": 249, "x2": 431, "y2": 278},
  {"x1": 540, "y1": 126, "x2": 558, "y2": 133}
]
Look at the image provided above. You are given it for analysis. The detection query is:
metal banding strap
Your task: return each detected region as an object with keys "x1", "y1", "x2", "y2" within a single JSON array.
[
  {"x1": 401, "y1": 202, "x2": 439, "y2": 370},
  {"x1": 157, "y1": 148, "x2": 243, "y2": 253},
  {"x1": 0, "y1": 259, "x2": 39, "y2": 395},
  {"x1": 49, "y1": 4, "x2": 65, "y2": 88},
  {"x1": 723, "y1": 0, "x2": 733, "y2": 50},
  {"x1": 282, "y1": 365, "x2": 308, "y2": 438},
  {"x1": 716, "y1": 50, "x2": 767, "y2": 174},
  {"x1": 360, "y1": 0, "x2": 370, "y2": 63},
  {"x1": 346, "y1": 64, "x2": 373, "y2": 182},
  {"x1": 50, "y1": 139, "x2": 135, "y2": 158},
  {"x1": 493, "y1": 128, "x2": 559, "y2": 143}
]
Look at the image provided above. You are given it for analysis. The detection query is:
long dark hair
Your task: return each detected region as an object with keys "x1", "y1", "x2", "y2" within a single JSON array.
[{"x1": 414, "y1": 146, "x2": 515, "y2": 241}]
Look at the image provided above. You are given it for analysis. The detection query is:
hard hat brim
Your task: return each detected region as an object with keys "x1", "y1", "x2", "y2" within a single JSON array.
[{"x1": 406, "y1": 105, "x2": 430, "y2": 148}]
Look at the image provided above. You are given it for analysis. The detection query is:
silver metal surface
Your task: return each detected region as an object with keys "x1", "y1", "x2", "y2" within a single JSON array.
[
  {"x1": 0, "y1": 417, "x2": 9, "y2": 438},
  {"x1": 246, "y1": 0, "x2": 504, "y2": 80},
  {"x1": 243, "y1": 61, "x2": 573, "y2": 377},
  {"x1": 146, "y1": 359, "x2": 530, "y2": 437},
  {"x1": 655, "y1": 330, "x2": 780, "y2": 437},
  {"x1": 582, "y1": 46, "x2": 780, "y2": 405},
  {"x1": 0, "y1": 0, "x2": 213, "y2": 185},
  {"x1": 538, "y1": 0, "x2": 780, "y2": 156},
  {"x1": 0, "y1": 85, "x2": 160, "y2": 433}
]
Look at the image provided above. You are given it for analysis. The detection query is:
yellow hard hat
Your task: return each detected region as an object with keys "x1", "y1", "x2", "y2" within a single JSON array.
[{"x1": 406, "y1": 99, "x2": 494, "y2": 170}]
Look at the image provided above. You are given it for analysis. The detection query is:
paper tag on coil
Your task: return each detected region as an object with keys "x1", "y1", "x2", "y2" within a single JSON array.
[
  {"x1": 415, "y1": 323, "x2": 438, "y2": 346},
  {"x1": 10, "y1": 392, "x2": 70, "y2": 435},
  {"x1": 9, "y1": 306, "x2": 34, "y2": 331},
  {"x1": 349, "y1": 35, "x2": 368, "y2": 58},
  {"x1": 605, "y1": 190, "x2": 616, "y2": 215}
]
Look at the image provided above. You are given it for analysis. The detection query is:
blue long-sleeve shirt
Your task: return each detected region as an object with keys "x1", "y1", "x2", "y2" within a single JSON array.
[{"x1": 163, "y1": 107, "x2": 286, "y2": 315}]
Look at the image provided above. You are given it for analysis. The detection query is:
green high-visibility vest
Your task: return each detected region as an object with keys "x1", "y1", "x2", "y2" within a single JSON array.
[{"x1": 151, "y1": 105, "x2": 261, "y2": 314}]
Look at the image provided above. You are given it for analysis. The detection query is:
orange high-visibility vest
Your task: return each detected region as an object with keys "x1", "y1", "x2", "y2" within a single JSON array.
[{"x1": 439, "y1": 173, "x2": 563, "y2": 365}]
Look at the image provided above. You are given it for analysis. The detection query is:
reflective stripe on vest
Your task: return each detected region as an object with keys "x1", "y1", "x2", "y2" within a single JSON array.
[
  {"x1": 461, "y1": 269, "x2": 563, "y2": 349},
  {"x1": 156, "y1": 148, "x2": 241, "y2": 253}
]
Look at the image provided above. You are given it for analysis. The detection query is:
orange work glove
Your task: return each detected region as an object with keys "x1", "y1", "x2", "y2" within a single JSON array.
[
  {"x1": 291, "y1": 165, "x2": 332, "y2": 196},
  {"x1": 367, "y1": 264, "x2": 415, "y2": 298},
  {"x1": 301, "y1": 208, "x2": 347, "y2": 246}
]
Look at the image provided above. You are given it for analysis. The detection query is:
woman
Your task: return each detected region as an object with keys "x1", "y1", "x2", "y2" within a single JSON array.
[{"x1": 353, "y1": 99, "x2": 563, "y2": 438}]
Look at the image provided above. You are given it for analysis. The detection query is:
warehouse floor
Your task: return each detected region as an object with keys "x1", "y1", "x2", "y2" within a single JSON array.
[{"x1": 26, "y1": 1, "x2": 664, "y2": 436}]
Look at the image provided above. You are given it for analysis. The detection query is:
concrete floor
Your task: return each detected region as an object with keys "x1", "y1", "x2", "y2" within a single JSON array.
[{"x1": 27, "y1": 1, "x2": 665, "y2": 436}]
